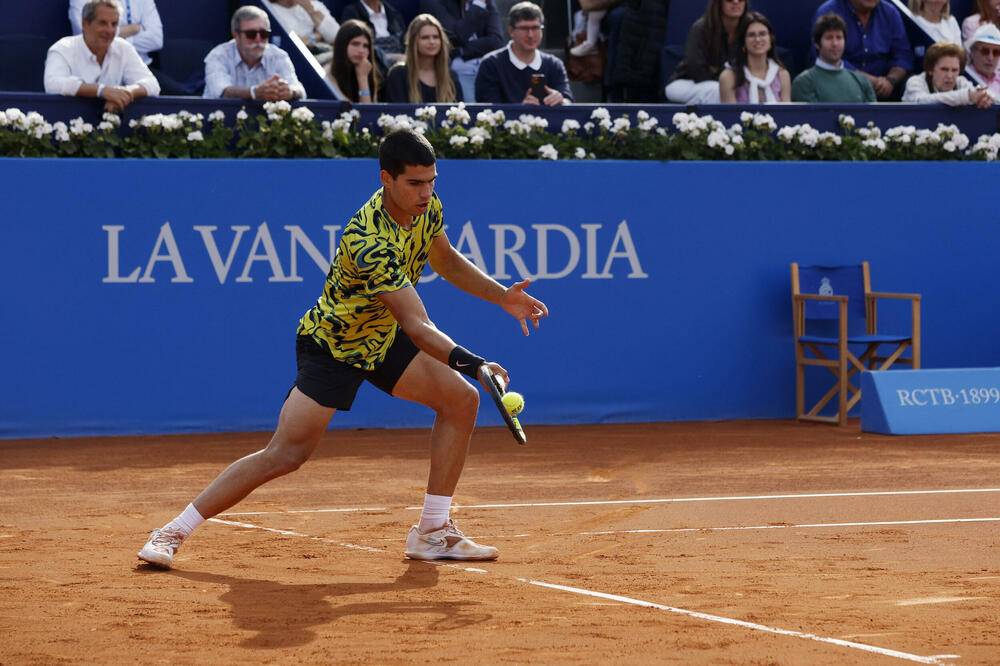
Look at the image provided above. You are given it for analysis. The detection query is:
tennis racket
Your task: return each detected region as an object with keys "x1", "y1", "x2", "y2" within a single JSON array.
[{"x1": 480, "y1": 365, "x2": 526, "y2": 445}]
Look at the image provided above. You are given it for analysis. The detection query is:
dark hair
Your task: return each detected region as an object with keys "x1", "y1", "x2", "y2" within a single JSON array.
[
  {"x1": 704, "y1": 0, "x2": 750, "y2": 69},
  {"x1": 379, "y1": 129, "x2": 436, "y2": 178},
  {"x1": 729, "y1": 11, "x2": 785, "y2": 88},
  {"x1": 813, "y1": 12, "x2": 847, "y2": 46},
  {"x1": 924, "y1": 41, "x2": 967, "y2": 90},
  {"x1": 332, "y1": 19, "x2": 379, "y2": 102},
  {"x1": 509, "y1": 1, "x2": 544, "y2": 28}
]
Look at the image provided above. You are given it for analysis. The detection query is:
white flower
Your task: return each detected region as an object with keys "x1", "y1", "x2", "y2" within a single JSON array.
[
  {"x1": 637, "y1": 110, "x2": 649, "y2": 122},
  {"x1": 561, "y1": 118, "x2": 581, "y2": 134},
  {"x1": 236, "y1": 109, "x2": 249, "y2": 121},
  {"x1": 574, "y1": 147, "x2": 587, "y2": 159},
  {"x1": 53, "y1": 121, "x2": 70, "y2": 142},
  {"x1": 611, "y1": 117, "x2": 630, "y2": 134},
  {"x1": 209, "y1": 110, "x2": 225, "y2": 123},
  {"x1": 32, "y1": 123, "x2": 53, "y2": 139},
  {"x1": 290, "y1": 106, "x2": 315, "y2": 123},
  {"x1": 445, "y1": 102, "x2": 471, "y2": 125},
  {"x1": 752, "y1": 113, "x2": 776, "y2": 131},
  {"x1": 590, "y1": 107, "x2": 610, "y2": 122},
  {"x1": 263, "y1": 100, "x2": 292, "y2": 116},
  {"x1": 102, "y1": 112, "x2": 121, "y2": 126},
  {"x1": 944, "y1": 140, "x2": 957, "y2": 152},
  {"x1": 518, "y1": 114, "x2": 548, "y2": 130},
  {"x1": 583, "y1": 121, "x2": 595, "y2": 132},
  {"x1": 638, "y1": 116, "x2": 658, "y2": 132},
  {"x1": 538, "y1": 144, "x2": 558, "y2": 160},
  {"x1": 740, "y1": 111, "x2": 754, "y2": 124},
  {"x1": 598, "y1": 118, "x2": 612, "y2": 131},
  {"x1": 839, "y1": 114, "x2": 856, "y2": 129},
  {"x1": 449, "y1": 135, "x2": 469, "y2": 147},
  {"x1": 476, "y1": 108, "x2": 505, "y2": 127},
  {"x1": 162, "y1": 114, "x2": 183, "y2": 131},
  {"x1": 468, "y1": 126, "x2": 490, "y2": 145},
  {"x1": 415, "y1": 105, "x2": 437, "y2": 120},
  {"x1": 187, "y1": 131, "x2": 204, "y2": 141},
  {"x1": 331, "y1": 118, "x2": 351, "y2": 133},
  {"x1": 97, "y1": 121, "x2": 114, "y2": 131}
]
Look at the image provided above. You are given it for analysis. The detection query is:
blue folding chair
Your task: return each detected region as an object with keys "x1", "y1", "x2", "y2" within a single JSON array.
[{"x1": 791, "y1": 262, "x2": 921, "y2": 425}]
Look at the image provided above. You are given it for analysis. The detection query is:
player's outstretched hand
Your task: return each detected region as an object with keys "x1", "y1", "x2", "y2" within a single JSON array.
[{"x1": 500, "y1": 279, "x2": 548, "y2": 336}]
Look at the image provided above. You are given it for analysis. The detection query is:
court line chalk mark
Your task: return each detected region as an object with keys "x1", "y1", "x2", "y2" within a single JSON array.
[
  {"x1": 207, "y1": 516, "x2": 958, "y2": 664},
  {"x1": 217, "y1": 488, "x2": 1000, "y2": 516}
]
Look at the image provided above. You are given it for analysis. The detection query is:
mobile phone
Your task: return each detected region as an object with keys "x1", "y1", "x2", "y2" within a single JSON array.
[{"x1": 529, "y1": 73, "x2": 546, "y2": 100}]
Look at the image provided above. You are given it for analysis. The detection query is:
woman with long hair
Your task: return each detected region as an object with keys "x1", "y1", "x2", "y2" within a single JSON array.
[
  {"x1": 909, "y1": 0, "x2": 961, "y2": 44},
  {"x1": 719, "y1": 11, "x2": 790, "y2": 103},
  {"x1": 962, "y1": 0, "x2": 1000, "y2": 43},
  {"x1": 328, "y1": 19, "x2": 379, "y2": 102},
  {"x1": 665, "y1": 0, "x2": 750, "y2": 104},
  {"x1": 385, "y1": 14, "x2": 463, "y2": 103},
  {"x1": 902, "y1": 40, "x2": 994, "y2": 106}
]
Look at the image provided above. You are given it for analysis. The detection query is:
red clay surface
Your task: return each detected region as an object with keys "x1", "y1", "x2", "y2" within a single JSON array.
[{"x1": 1, "y1": 420, "x2": 998, "y2": 664}]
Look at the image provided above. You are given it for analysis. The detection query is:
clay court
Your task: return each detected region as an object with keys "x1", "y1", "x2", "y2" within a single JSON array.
[{"x1": 2, "y1": 420, "x2": 998, "y2": 664}]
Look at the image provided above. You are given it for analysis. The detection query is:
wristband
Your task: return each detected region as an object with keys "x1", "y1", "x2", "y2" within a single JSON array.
[
  {"x1": 448, "y1": 345, "x2": 485, "y2": 380},
  {"x1": 250, "y1": 85, "x2": 257, "y2": 100},
  {"x1": 97, "y1": 84, "x2": 105, "y2": 97},
  {"x1": 358, "y1": 89, "x2": 371, "y2": 96}
]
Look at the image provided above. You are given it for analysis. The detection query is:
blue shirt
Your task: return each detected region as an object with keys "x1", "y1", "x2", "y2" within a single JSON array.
[{"x1": 812, "y1": 0, "x2": 914, "y2": 76}]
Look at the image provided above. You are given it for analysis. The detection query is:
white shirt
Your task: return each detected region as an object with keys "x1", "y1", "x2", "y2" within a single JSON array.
[
  {"x1": 263, "y1": 0, "x2": 339, "y2": 43},
  {"x1": 44, "y1": 34, "x2": 160, "y2": 96},
  {"x1": 902, "y1": 71, "x2": 983, "y2": 105},
  {"x1": 202, "y1": 40, "x2": 305, "y2": 99},
  {"x1": 912, "y1": 14, "x2": 962, "y2": 46},
  {"x1": 69, "y1": 0, "x2": 164, "y2": 65},
  {"x1": 359, "y1": 1, "x2": 390, "y2": 38},
  {"x1": 506, "y1": 42, "x2": 541, "y2": 70}
]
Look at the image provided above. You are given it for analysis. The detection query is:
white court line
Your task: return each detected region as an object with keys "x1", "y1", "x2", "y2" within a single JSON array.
[
  {"x1": 362, "y1": 516, "x2": 1000, "y2": 542},
  {"x1": 524, "y1": 580, "x2": 957, "y2": 665},
  {"x1": 217, "y1": 488, "x2": 1000, "y2": 516},
  {"x1": 207, "y1": 516, "x2": 959, "y2": 664}
]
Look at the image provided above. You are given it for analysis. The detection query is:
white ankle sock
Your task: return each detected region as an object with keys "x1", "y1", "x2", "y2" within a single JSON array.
[
  {"x1": 418, "y1": 493, "x2": 452, "y2": 533},
  {"x1": 166, "y1": 503, "x2": 206, "y2": 538}
]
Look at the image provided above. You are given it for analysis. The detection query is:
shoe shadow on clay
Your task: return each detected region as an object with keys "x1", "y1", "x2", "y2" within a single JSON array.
[{"x1": 154, "y1": 561, "x2": 492, "y2": 648}]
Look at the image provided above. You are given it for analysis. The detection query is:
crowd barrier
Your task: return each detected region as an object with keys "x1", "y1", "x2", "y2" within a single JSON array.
[{"x1": 2, "y1": 158, "x2": 999, "y2": 438}]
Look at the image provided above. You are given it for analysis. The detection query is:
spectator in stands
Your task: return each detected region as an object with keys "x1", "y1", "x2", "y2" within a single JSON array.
[
  {"x1": 903, "y1": 40, "x2": 994, "y2": 105},
  {"x1": 45, "y1": 0, "x2": 160, "y2": 111},
  {"x1": 665, "y1": 0, "x2": 749, "y2": 105},
  {"x1": 386, "y1": 14, "x2": 463, "y2": 102},
  {"x1": 262, "y1": 0, "x2": 340, "y2": 65},
  {"x1": 908, "y1": 0, "x2": 962, "y2": 44},
  {"x1": 204, "y1": 5, "x2": 305, "y2": 101},
  {"x1": 792, "y1": 12, "x2": 876, "y2": 102},
  {"x1": 420, "y1": 0, "x2": 504, "y2": 101},
  {"x1": 341, "y1": 0, "x2": 407, "y2": 78},
  {"x1": 569, "y1": 5, "x2": 607, "y2": 57},
  {"x1": 328, "y1": 19, "x2": 380, "y2": 101},
  {"x1": 474, "y1": 1, "x2": 572, "y2": 105},
  {"x1": 718, "y1": 11, "x2": 791, "y2": 103},
  {"x1": 962, "y1": 23, "x2": 1000, "y2": 97},
  {"x1": 810, "y1": 0, "x2": 913, "y2": 100},
  {"x1": 961, "y1": 0, "x2": 1000, "y2": 43}
]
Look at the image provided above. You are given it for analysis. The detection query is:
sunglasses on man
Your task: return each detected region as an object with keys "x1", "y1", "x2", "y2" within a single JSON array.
[{"x1": 239, "y1": 29, "x2": 271, "y2": 39}]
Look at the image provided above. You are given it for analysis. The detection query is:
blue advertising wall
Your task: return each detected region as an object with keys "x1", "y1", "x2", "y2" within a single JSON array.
[{"x1": 2, "y1": 159, "x2": 999, "y2": 438}]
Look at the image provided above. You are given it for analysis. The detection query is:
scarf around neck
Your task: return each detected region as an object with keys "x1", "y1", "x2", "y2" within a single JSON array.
[{"x1": 744, "y1": 58, "x2": 780, "y2": 103}]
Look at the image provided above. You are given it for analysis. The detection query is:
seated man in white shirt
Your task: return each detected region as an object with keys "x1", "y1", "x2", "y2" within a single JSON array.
[
  {"x1": 263, "y1": 0, "x2": 340, "y2": 65},
  {"x1": 203, "y1": 5, "x2": 306, "y2": 101},
  {"x1": 44, "y1": 0, "x2": 160, "y2": 112},
  {"x1": 68, "y1": 0, "x2": 185, "y2": 94}
]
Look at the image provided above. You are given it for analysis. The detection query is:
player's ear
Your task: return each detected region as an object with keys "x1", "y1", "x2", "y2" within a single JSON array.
[{"x1": 379, "y1": 169, "x2": 393, "y2": 190}]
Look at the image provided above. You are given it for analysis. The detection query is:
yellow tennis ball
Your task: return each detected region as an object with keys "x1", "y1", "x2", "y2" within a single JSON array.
[{"x1": 502, "y1": 391, "x2": 524, "y2": 416}]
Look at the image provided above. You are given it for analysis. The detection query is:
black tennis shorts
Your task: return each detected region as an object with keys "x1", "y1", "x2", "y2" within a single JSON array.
[{"x1": 293, "y1": 329, "x2": 420, "y2": 410}]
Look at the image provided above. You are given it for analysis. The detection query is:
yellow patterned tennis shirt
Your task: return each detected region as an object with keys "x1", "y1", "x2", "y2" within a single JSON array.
[{"x1": 297, "y1": 188, "x2": 444, "y2": 370}]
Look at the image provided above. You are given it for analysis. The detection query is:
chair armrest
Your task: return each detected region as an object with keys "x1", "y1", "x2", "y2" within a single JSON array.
[
  {"x1": 794, "y1": 294, "x2": 848, "y2": 303},
  {"x1": 867, "y1": 292, "x2": 921, "y2": 301}
]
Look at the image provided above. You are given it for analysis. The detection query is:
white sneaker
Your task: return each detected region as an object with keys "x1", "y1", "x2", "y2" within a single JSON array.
[
  {"x1": 138, "y1": 527, "x2": 185, "y2": 569},
  {"x1": 570, "y1": 41, "x2": 599, "y2": 57},
  {"x1": 405, "y1": 519, "x2": 498, "y2": 561}
]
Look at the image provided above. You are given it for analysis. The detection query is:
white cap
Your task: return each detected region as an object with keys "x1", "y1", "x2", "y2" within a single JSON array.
[{"x1": 967, "y1": 23, "x2": 1000, "y2": 52}]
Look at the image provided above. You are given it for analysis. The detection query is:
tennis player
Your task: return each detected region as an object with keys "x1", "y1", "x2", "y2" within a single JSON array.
[{"x1": 139, "y1": 128, "x2": 548, "y2": 569}]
